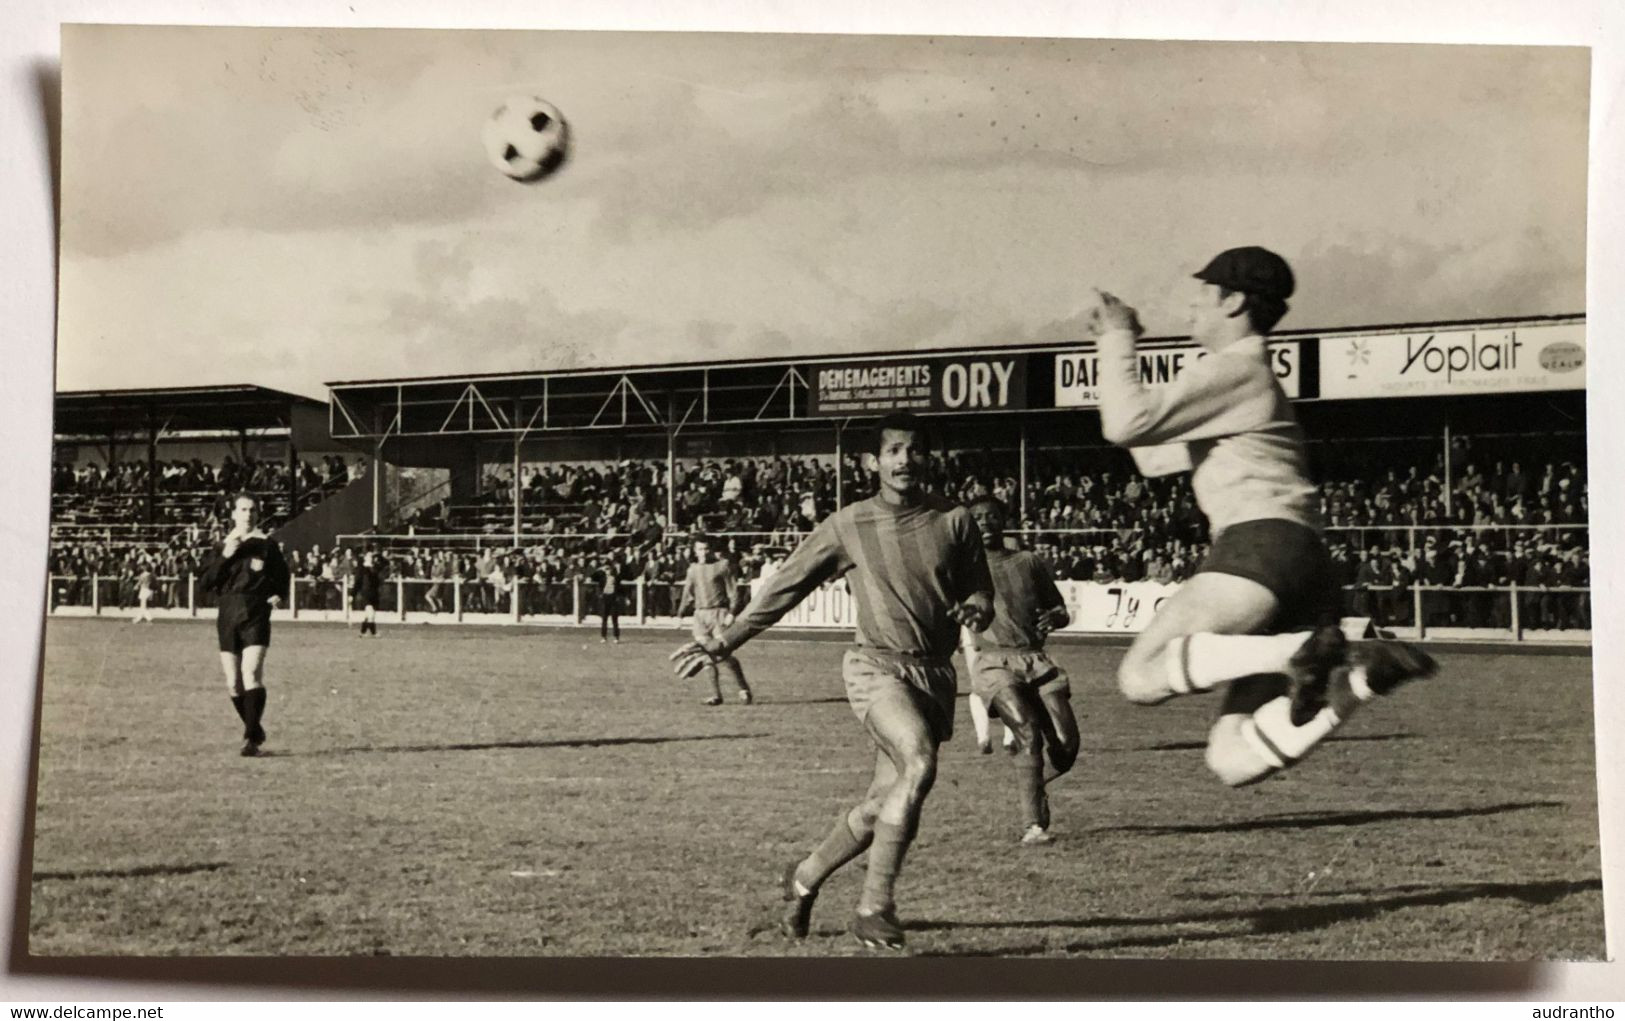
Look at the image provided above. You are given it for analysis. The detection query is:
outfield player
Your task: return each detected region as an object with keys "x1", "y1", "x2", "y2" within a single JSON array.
[
  {"x1": 132, "y1": 558, "x2": 157, "y2": 624},
  {"x1": 963, "y1": 496, "x2": 1080, "y2": 845},
  {"x1": 199, "y1": 494, "x2": 291, "y2": 757},
  {"x1": 355, "y1": 550, "x2": 381, "y2": 636},
  {"x1": 677, "y1": 535, "x2": 752, "y2": 706},
  {"x1": 671, "y1": 414, "x2": 995, "y2": 951},
  {"x1": 1090, "y1": 247, "x2": 1435, "y2": 787}
]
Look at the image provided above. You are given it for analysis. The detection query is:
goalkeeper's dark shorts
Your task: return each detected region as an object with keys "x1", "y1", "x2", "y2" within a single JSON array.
[{"x1": 1196, "y1": 518, "x2": 1340, "y2": 633}]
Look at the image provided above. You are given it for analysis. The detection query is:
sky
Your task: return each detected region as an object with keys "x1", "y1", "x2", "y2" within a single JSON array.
[{"x1": 54, "y1": 27, "x2": 1590, "y2": 400}]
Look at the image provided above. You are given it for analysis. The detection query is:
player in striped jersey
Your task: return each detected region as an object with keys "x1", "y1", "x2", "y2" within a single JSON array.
[
  {"x1": 1090, "y1": 247, "x2": 1436, "y2": 787},
  {"x1": 671, "y1": 413, "x2": 995, "y2": 951},
  {"x1": 963, "y1": 495, "x2": 1080, "y2": 845},
  {"x1": 677, "y1": 536, "x2": 753, "y2": 706}
]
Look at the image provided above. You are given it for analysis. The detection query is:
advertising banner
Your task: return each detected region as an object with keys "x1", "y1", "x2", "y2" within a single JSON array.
[
  {"x1": 1319, "y1": 322, "x2": 1585, "y2": 399},
  {"x1": 750, "y1": 578, "x2": 1181, "y2": 635},
  {"x1": 809, "y1": 354, "x2": 1027, "y2": 416},
  {"x1": 1053, "y1": 342, "x2": 1300, "y2": 408}
]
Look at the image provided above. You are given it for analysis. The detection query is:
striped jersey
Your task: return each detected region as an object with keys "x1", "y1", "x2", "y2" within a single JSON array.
[
  {"x1": 1095, "y1": 330, "x2": 1321, "y2": 536},
  {"x1": 720, "y1": 494, "x2": 993, "y2": 660},
  {"x1": 972, "y1": 548, "x2": 1066, "y2": 652},
  {"x1": 680, "y1": 558, "x2": 739, "y2": 613}
]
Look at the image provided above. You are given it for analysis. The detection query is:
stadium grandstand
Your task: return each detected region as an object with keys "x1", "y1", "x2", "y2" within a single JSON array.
[
  {"x1": 48, "y1": 384, "x2": 369, "y2": 616},
  {"x1": 47, "y1": 315, "x2": 1589, "y2": 641}
]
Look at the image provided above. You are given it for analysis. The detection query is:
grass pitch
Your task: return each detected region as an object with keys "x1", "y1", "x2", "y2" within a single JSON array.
[{"x1": 25, "y1": 619, "x2": 1604, "y2": 959}]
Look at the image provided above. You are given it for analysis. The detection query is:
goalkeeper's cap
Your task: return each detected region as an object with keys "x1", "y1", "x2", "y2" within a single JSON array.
[{"x1": 1194, "y1": 246, "x2": 1295, "y2": 301}]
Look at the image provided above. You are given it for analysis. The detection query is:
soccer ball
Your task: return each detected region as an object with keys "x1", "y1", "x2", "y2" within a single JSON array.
[{"x1": 482, "y1": 95, "x2": 570, "y2": 183}]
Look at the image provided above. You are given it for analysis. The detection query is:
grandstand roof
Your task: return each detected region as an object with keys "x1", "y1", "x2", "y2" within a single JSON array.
[
  {"x1": 324, "y1": 312, "x2": 1585, "y2": 440},
  {"x1": 54, "y1": 384, "x2": 327, "y2": 438}
]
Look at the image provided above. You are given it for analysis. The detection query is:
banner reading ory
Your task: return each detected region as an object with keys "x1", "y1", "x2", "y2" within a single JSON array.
[
  {"x1": 1053, "y1": 342, "x2": 1301, "y2": 407},
  {"x1": 809, "y1": 355, "x2": 1028, "y2": 417}
]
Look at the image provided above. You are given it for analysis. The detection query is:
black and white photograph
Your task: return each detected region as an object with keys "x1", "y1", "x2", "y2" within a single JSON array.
[{"x1": 11, "y1": 11, "x2": 1612, "y2": 976}]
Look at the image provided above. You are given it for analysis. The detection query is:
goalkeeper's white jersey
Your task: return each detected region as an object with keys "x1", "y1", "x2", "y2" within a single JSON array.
[{"x1": 1095, "y1": 329, "x2": 1321, "y2": 538}]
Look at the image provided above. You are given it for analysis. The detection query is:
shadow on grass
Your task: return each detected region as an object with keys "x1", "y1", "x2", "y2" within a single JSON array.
[
  {"x1": 912, "y1": 876, "x2": 1602, "y2": 956},
  {"x1": 33, "y1": 862, "x2": 229, "y2": 882},
  {"x1": 1092, "y1": 799, "x2": 1562, "y2": 836},
  {"x1": 287, "y1": 733, "x2": 770, "y2": 758},
  {"x1": 1137, "y1": 733, "x2": 1418, "y2": 752}
]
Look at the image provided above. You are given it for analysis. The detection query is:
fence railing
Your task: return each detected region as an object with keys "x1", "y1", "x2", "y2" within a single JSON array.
[
  {"x1": 46, "y1": 574, "x2": 698, "y2": 626},
  {"x1": 46, "y1": 574, "x2": 1590, "y2": 641},
  {"x1": 1336, "y1": 583, "x2": 1590, "y2": 641}
]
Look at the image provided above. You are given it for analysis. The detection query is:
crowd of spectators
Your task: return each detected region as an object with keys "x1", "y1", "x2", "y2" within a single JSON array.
[
  {"x1": 47, "y1": 444, "x2": 1593, "y2": 630},
  {"x1": 50, "y1": 455, "x2": 365, "y2": 537},
  {"x1": 52, "y1": 454, "x2": 362, "y2": 497}
]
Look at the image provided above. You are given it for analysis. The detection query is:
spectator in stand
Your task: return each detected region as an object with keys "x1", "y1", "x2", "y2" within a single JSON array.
[{"x1": 425, "y1": 553, "x2": 450, "y2": 614}]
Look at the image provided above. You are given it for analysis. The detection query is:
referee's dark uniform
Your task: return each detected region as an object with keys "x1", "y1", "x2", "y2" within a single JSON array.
[
  {"x1": 355, "y1": 561, "x2": 382, "y2": 635},
  {"x1": 200, "y1": 533, "x2": 291, "y2": 653},
  {"x1": 199, "y1": 530, "x2": 289, "y2": 755}
]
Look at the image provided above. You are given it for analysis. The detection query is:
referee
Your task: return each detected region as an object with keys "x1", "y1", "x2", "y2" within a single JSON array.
[
  {"x1": 355, "y1": 550, "x2": 382, "y2": 637},
  {"x1": 199, "y1": 494, "x2": 291, "y2": 757}
]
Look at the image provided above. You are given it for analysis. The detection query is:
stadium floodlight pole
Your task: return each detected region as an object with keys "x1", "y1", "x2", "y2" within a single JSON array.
[
  {"x1": 834, "y1": 420, "x2": 844, "y2": 508},
  {"x1": 1443, "y1": 421, "x2": 1453, "y2": 519},
  {"x1": 667, "y1": 396, "x2": 700, "y2": 531},
  {"x1": 145, "y1": 412, "x2": 158, "y2": 527},
  {"x1": 1019, "y1": 421, "x2": 1028, "y2": 527}
]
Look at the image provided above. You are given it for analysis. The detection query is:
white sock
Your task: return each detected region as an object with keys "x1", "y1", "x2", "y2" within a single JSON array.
[
  {"x1": 968, "y1": 691, "x2": 991, "y2": 744},
  {"x1": 1239, "y1": 695, "x2": 1342, "y2": 769},
  {"x1": 1168, "y1": 632, "x2": 1314, "y2": 694},
  {"x1": 1347, "y1": 663, "x2": 1375, "y2": 702}
]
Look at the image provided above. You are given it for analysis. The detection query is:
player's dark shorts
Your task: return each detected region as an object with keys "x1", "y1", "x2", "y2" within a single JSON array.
[
  {"x1": 216, "y1": 597, "x2": 272, "y2": 654},
  {"x1": 842, "y1": 648, "x2": 957, "y2": 743},
  {"x1": 970, "y1": 648, "x2": 1071, "y2": 707},
  {"x1": 1197, "y1": 518, "x2": 1339, "y2": 632}
]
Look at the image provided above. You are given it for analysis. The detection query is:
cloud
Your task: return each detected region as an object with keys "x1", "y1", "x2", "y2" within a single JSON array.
[
  {"x1": 1298, "y1": 226, "x2": 1584, "y2": 330},
  {"x1": 378, "y1": 238, "x2": 632, "y2": 376}
]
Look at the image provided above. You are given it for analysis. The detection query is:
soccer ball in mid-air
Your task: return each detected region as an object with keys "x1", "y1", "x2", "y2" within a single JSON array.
[{"x1": 482, "y1": 95, "x2": 570, "y2": 183}]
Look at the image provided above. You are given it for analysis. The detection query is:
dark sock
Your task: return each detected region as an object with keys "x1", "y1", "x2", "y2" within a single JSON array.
[
  {"x1": 794, "y1": 808, "x2": 873, "y2": 893},
  {"x1": 859, "y1": 820, "x2": 911, "y2": 915},
  {"x1": 230, "y1": 694, "x2": 247, "y2": 724},
  {"x1": 1015, "y1": 759, "x2": 1048, "y2": 830},
  {"x1": 244, "y1": 687, "x2": 267, "y2": 741},
  {"x1": 707, "y1": 665, "x2": 723, "y2": 700}
]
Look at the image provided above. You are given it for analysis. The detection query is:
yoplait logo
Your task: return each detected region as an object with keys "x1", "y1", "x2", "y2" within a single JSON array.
[{"x1": 1400, "y1": 331, "x2": 1523, "y2": 382}]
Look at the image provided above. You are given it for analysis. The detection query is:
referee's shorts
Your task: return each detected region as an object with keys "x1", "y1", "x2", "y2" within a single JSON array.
[{"x1": 216, "y1": 596, "x2": 272, "y2": 654}]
